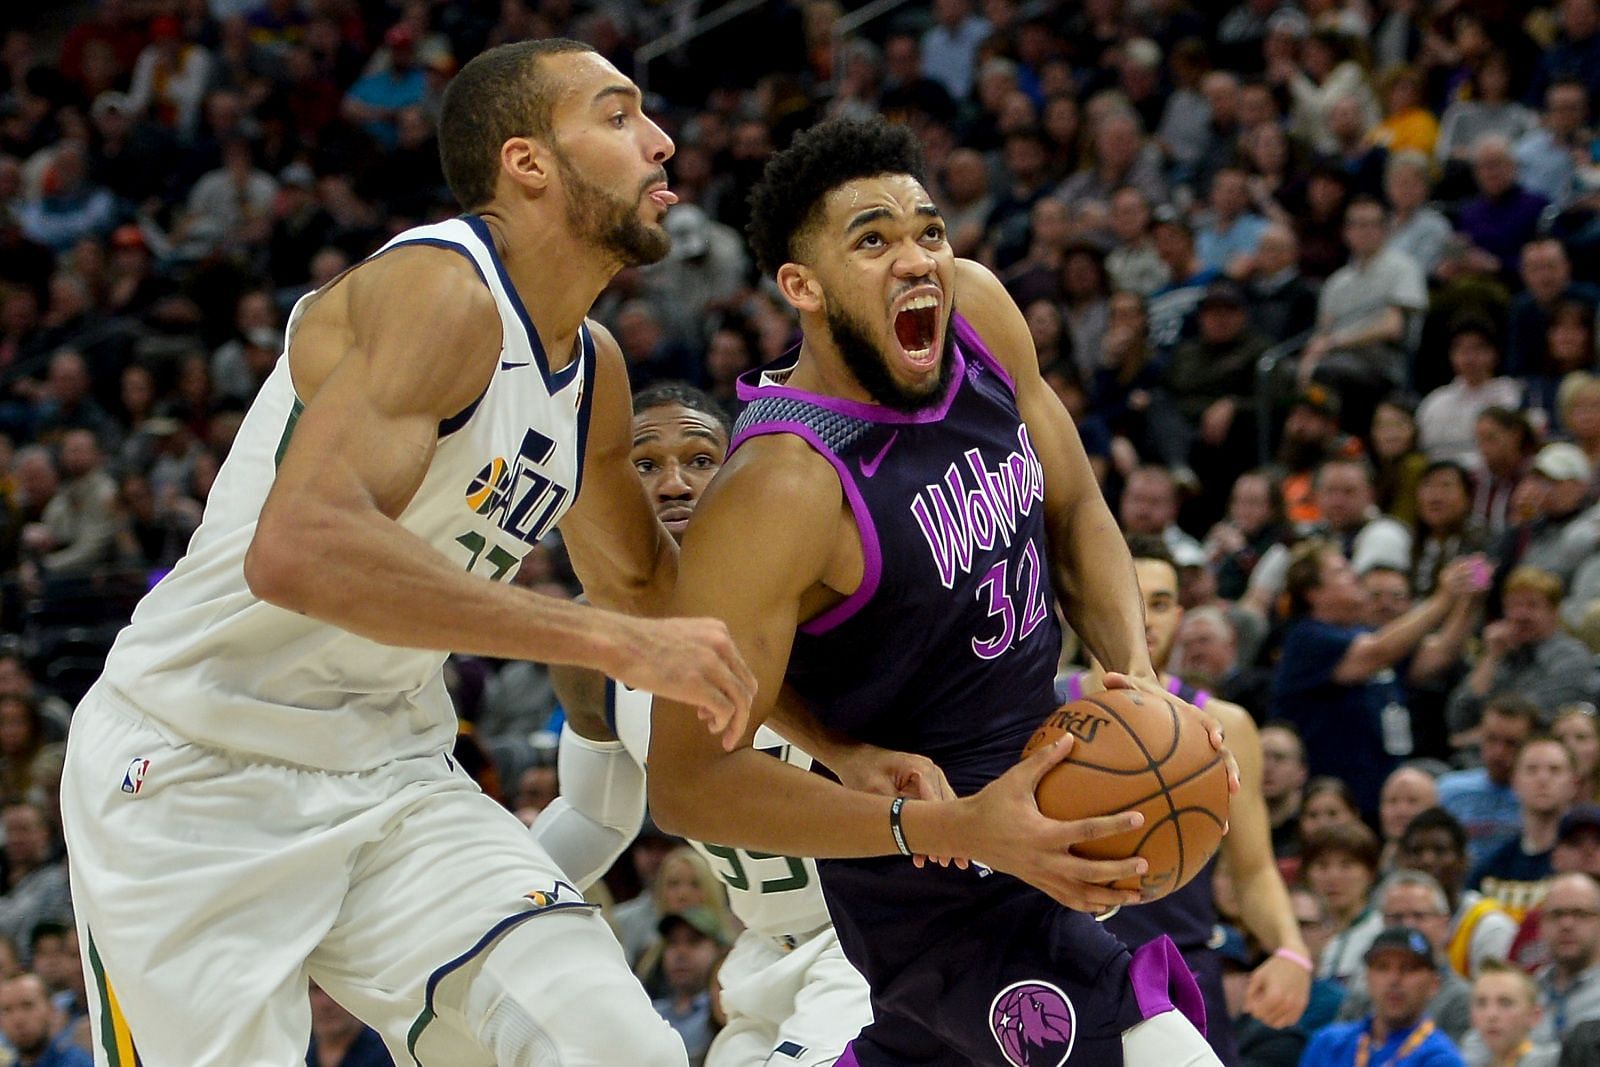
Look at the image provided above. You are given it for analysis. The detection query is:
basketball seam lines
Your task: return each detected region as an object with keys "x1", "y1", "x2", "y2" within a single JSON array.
[{"x1": 1082, "y1": 694, "x2": 1186, "y2": 891}]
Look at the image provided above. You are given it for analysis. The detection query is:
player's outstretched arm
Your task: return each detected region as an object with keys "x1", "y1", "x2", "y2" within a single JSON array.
[
  {"x1": 245, "y1": 247, "x2": 753, "y2": 725},
  {"x1": 1212, "y1": 699, "x2": 1312, "y2": 1027},
  {"x1": 951, "y1": 260, "x2": 1156, "y2": 686},
  {"x1": 645, "y1": 437, "x2": 1148, "y2": 911},
  {"x1": 557, "y1": 323, "x2": 677, "y2": 618}
]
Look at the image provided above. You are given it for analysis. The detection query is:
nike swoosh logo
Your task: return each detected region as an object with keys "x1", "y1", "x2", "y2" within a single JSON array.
[{"x1": 858, "y1": 431, "x2": 898, "y2": 478}]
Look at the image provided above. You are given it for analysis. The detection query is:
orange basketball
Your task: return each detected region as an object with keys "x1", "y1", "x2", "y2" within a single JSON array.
[{"x1": 1023, "y1": 687, "x2": 1229, "y2": 902}]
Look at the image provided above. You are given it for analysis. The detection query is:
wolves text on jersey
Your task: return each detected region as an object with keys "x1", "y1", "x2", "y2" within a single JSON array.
[{"x1": 909, "y1": 424, "x2": 1046, "y2": 590}]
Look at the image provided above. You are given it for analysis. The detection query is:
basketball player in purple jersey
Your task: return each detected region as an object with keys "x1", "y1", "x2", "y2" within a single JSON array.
[
  {"x1": 646, "y1": 118, "x2": 1231, "y2": 1065},
  {"x1": 1063, "y1": 535, "x2": 1311, "y2": 1063}
]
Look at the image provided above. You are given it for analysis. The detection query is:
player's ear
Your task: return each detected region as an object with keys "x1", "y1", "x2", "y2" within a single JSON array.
[
  {"x1": 776, "y1": 263, "x2": 822, "y2": 314},
  {"x1": 500, "y1": 136, "x2": 552, "y2": 194}
]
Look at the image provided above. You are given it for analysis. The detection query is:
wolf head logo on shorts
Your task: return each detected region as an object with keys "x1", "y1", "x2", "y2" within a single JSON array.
[
  {"x1": 121, "y1": 758, "x2": 150, "y2": 795},
  {"x1": 990, "y1": 980, "x2": 1076, "y2": 1067}
]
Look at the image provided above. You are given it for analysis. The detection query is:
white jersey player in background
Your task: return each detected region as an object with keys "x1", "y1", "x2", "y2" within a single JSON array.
[
  {"x1": 534, "y1": 382, "x2": 875, "y2": 1066},
  {"x1": 59, "y1": 40, "x2": 756, "y2": 1067}
]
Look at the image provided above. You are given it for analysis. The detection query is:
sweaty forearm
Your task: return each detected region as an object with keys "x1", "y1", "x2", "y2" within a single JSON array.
[
  {"x1": 1052, "y1": 499, "x2": 1155, "y2": 680},
  {"x1": 650, "y1": 733, "x2": 971, "y2": 860},
  {"x1": 1235, "y1": 858, "x2": 1306, "y2": 956},
  {"x1": 246, "y1": 501, "x2": 635, "y2": 671}
]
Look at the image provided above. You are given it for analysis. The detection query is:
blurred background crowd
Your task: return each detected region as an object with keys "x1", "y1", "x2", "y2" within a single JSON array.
[{"x1": 0, "y1": 0, "x2": 1597, "y2": 1063}]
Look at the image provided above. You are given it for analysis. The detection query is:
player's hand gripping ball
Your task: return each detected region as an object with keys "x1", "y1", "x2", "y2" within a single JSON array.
[{"x1": 1023, "y1": 688, "x2": 1229, "y2": 902}]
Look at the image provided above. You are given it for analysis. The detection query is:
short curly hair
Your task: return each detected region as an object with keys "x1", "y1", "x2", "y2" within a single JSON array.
[{"x1": 745, "y1": 118, "x2": 926, "y2": 277}]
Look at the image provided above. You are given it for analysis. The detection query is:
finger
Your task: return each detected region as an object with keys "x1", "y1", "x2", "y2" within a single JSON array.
[
  {"x1": 1019, "y1": 735, "x2": 1075, "y2": 790},
  {"x1": 1100, "y1": 672, "x2": 1132, "y2": 690},
  {"x1": 1057, "y1": 809, "x2": 1144, "y2": 844},
  {"x1": 1051, "y1": 878, "x2": 1143, "y2": 911},
  {"x1": 912, "y1": 854, "x2": 925, "y2": 869},
  {"x1": 1062, "y1": 853, "x2": 1148, "y2": 887}
]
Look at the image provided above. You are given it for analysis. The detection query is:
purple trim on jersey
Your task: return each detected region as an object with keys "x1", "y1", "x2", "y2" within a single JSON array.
[
  {"x1": 835, "y1": 1044, "x2": 862, "y2": 1067},
  {"x1": 733, "y1": 338, "x2": 967, "y2": 425},
  {"x1": 951, "y1": 313, "x2": 1015, "y2": 396},
  {"x1": 1166, "y1": 675, "x2": 1210, "y2": 708},
  {"x1": 1128, "y1": 935, "x2": 1208, "y2": 1036},
  {"x1": 726, "y1": 420, "x2": 883, "y2": 636},
  {"x1": 1064, "y1": 674, "x2": 1083, "y2": 702}
]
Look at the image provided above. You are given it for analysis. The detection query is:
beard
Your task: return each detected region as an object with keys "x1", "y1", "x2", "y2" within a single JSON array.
[
  {"x1": 554, "y1": 152, "x2": 670, "y2": 267},
  {"x1": 825, "y1": 300, "x2": 956, "y2": 414}
]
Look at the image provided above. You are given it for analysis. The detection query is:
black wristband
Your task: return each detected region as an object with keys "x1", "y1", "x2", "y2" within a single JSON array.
[{"x1": 889, "y1": 796, "x2": 912, "y2": 857}]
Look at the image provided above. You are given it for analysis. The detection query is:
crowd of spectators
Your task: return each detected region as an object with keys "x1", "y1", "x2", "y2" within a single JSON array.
[{"x1": 0, "y1": 0, "x2": 1596, "y2": 1062}]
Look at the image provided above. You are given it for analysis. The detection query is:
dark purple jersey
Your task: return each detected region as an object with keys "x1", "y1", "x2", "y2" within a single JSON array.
[
  {"x1": 729, "y1": 314, "x2": 1203, "y2": 1065},
  {"x1": 731, "y1": 312, "x2": 1061, "y2": 798}
]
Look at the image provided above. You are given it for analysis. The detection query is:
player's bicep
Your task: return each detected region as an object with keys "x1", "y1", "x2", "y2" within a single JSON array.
[
  {"x1": 649, "y1": 447, "x2": 839, "y2": 763},
  {"x1": 271, "y1": 249, "x2": 500, "y2": 520}
]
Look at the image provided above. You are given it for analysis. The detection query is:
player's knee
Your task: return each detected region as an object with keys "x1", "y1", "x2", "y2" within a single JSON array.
[{"x1": 461, "y1": 917, "x2": 687, "y2": 1066}]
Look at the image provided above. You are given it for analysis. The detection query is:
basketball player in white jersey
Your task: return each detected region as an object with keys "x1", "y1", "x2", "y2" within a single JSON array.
[
  {"x1": 532, "y1": 382, "x2": 878, "y2": 1066},
  {"x1": 59, "y1": 39, "x2": 757, "y2": 1067}
]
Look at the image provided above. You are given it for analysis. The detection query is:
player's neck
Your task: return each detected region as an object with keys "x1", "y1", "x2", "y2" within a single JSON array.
[
  {"x1": 474, "y1": 207, "x2": 617, "y2": 361},
  {"x1": 787, "y1": 337, "x2": 878, "y2": 406}
]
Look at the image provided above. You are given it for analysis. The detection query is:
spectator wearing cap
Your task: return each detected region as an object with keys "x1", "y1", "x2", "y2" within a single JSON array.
[
  {"x1": 1146, "y1": 207, "x2": 1220, "y2": 355},
  {"x1": 266, "y1": 163, "x2": 335, "y2": 290},
  {"x1": 1195, "y1": 167, "x2": 1270, "y2": 276},
  {"x1": 341, "y1": 24, "x2": 427, "y2": 152},
  {"x1": 1336, "y1": 871, "x2": 1474, "y2": 1046},
  {"x1": 1417, "y1": 322, "x2": 1522, "y2": 465},
  {"x1": 1269, "y1": 541, "x2": 1474, "y2": 820},
  {"x1": 639, "y1": 204, "x2": 750, "y2": 349},
  {"x1": 1493, "y1": 445, "x2": 1600, "y2": 587},
  {"x1": 1261, "y1": 385, "x2": 1365, "y2": 530},
  {"x1": 86, "y1": 91, "x2": 174, "y2": 209},
  {"x1": 1449, "y1": 564, "x2": 1600, "y2": 733},
  {"x1": 650, "y1": 906, "x2": 727, "y2": 1063},
  {"x1": 1531, "y1": 873, "x2": 1600, "y2": 1045},
  {"x1": 1301, "y1": 925, "x2": 1468, "y2": 1067},
  {"x1": 103, "y1": 224, "x2": 171, "y2": 320},
  {"x1": 1149, "y1": 279, "x2": 1269, "y2": 495},
  {"x1": 125, "y1": 13, "x2": 213, "y2": 139},
  {"x1": 1299, "y1": 197, "x2": 1428, "y2": 438}
]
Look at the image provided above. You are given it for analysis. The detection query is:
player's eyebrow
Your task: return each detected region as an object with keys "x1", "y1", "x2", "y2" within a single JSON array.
[
  {"x1": 592, "y1": 84, "x2": 640, "y2": 108},
  {"x1": 845, "y1": 203, "x2": 943, "y2": 233}
]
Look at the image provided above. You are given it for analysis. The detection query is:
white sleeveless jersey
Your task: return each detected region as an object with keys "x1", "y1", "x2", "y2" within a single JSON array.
[
  {"x1": 100, "y1": 217, "x2": 595, "y2": 771},
  {"x1": 609, "y1": 682, "x2": 834, "y2": 938}
]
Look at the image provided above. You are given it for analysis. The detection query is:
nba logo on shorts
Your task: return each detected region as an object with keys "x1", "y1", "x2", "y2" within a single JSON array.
[
  {"x1": 989, "y1": 980, "x2": 1076, "y2": 1067},
  {"x1": 121, "y1": 758, "x2": 150, "y2": 795}
]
